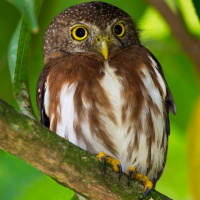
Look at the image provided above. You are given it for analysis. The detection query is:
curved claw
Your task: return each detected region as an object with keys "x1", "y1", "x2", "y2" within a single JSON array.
[
  {"x1": 101, "y1": 156, "x2": 106, "y2": 174},
  {"x1": 142, "y1": 186, "x2": 151, "y2": 199},
  {"x1": 117, "y1": 163, "x2": 122, "y2": 181},
  {"x1": 128, "y1": 170, "x2": 133, "y2": 186}
]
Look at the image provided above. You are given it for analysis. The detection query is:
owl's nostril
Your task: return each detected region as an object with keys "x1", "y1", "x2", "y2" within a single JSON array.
[
  {"x1": 96, "y1": 35, "x2": 111, "y2": 43},
  {"x1": 96, "y1": 34, "x2": 103, "y2": 43},
  {"x1": 96, "y1": 37, "x2": 101, "y2": 42}
]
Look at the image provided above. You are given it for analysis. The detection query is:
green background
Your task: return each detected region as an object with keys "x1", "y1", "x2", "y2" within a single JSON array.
[{"x1": 0, "y1": 0, "x2": 199, "y2": 199}]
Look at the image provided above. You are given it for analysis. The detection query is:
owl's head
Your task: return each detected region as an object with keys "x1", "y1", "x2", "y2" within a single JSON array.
[{"x1": 44, "y1": 1, "x2": 140, "y2": 61}]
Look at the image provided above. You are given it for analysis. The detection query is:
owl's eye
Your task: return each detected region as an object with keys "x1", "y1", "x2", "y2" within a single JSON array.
[
  {"x1": 113, "y1": 21, "x2": 125, "y2": 38},
  {"x1": 71, "y1": 25, "x2": 88, "y2": 41}
]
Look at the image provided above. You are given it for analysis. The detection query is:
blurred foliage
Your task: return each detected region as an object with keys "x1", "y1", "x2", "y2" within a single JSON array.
[
  {"x1": 187, "y1": 97, "x2": 200, "y2": 200},
  {"x1": 0, "y1": 0, "x2": 20, "y2": 109},
  {"x1": 177, "y1": 0, "x2": 200, "y2": 36},
  {"x1": 7, "y1": 0, "x2": 39, "y2": 33},
  {"x1": 0, "y1": 0, "x2": 200, "y2": 200},
  {"x1": 192, "y1": 0, "x2": 200, "y2": 22}
]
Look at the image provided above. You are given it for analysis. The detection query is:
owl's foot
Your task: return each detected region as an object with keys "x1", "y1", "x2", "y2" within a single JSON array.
[
  {"x1": 127, "y1": 167, "x2": 153, "y2": 199},
  {"x1": 97, "y1": 152, "x2": 152, "y2": 198},
  {"x1": 97, "y1": 152, "x2": 122, "y2": 180}
]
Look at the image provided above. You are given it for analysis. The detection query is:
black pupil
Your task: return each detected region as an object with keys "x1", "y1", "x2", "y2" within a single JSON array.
[
  {"x1": 114, "y1": 25, "x2": 123, "y2": 35},
  {"x1": 76, "y1": 28, "x2": 85, "y2": 38}
]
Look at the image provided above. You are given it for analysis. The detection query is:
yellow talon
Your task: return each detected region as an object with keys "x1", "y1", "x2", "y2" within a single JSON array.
[
  {"x1": 127, "y1": 166, "x2": 135, "y2": 178},
  {"x1": 97, "y1": 152, "x2": 122, "y2": 178},
  {"x1": 135, "y1": 173, "x2": 144, "y2": 181},
  {"x1": 134, "y1": 173, "x2": 153, "y2": 191},
  {"x1": 143, "y1": 179, "x2": 153, "y2": 191},
  {"x1": 128, "y1": 166, "x2": 136, "y2": 173},
  {"x1": 106, "y1": 157, "x2": 120, "y2": 172},
  {"x1": 127, "y1": 167, "x2": 153, "y2": 197},
  {"x1": 97, "y1": 152, "x2": 106, "y2": 163}
]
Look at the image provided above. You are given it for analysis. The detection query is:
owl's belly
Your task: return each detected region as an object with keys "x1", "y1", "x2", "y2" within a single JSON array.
[{"x1": 54, "y1": 61, "x2": 168, "y2": 182}]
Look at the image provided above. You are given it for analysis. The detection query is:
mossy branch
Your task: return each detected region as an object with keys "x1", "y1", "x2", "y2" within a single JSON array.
[{"x1": 0, "y1": 99, "x2": 171, "y2": 200}]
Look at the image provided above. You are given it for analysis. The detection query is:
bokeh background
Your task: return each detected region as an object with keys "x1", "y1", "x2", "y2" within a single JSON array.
[{"x1": 0, "y1": 0, "x2": 200, "y2": 199}]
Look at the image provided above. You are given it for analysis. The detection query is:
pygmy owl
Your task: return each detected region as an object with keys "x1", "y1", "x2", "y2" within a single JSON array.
[{"x1": 37, "y1": 1, "x2": 176, "y2": 198}]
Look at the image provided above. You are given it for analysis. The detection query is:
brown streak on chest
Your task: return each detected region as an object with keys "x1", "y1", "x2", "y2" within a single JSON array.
[{"x1": 73, "y1": 80, "x2": 117, "y2": 155}]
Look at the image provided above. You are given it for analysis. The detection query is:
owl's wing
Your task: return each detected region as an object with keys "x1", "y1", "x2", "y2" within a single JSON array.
[
  {"x1": 36, "y1": 67, "x2": 50, "y2": 128},
  {"x1": 148, "y1": 52, "x2": 176, "y2": 114},
  {"x1": 147, "y1": 50, "x2": 176, "y2": 136}
]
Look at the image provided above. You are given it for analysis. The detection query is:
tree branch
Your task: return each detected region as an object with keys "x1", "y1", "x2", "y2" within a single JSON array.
[
  {"x1": 145, "y1": 0, "x2": 200, "y2": 73},
  {"x1": 0, "y1": 99, "x2": 171, "y2": 200}
]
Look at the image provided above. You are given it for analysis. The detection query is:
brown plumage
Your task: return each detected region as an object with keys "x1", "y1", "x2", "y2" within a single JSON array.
[{"x1": 37, "y1": 1, "x2": 176, "y2": 196}]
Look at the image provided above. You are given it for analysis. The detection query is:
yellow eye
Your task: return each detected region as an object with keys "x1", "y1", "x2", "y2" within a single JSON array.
[
  {"x1": 71, "y1": 25, "x2": 88, "y2": 41},
  {"x1": 113, "y1": 21, "x2": 125, "y2": 38}
]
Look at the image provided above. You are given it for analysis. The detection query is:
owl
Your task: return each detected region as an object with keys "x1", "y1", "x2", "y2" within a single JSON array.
[{"x1": 37, "y1": 1, "x2": 176, "y2": 198}]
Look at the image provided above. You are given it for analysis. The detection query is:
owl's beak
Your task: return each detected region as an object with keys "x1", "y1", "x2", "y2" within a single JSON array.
[
  {"x1": 99, "y1": 39, "x2": 109, "y2": 60},
  {"x1": 96, "y1": 34, "x2": 110, "y2": 60}
]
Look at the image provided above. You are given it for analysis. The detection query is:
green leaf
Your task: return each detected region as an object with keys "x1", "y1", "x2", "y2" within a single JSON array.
[
  {"x1": 8, "y1": 18, "x2": 22, "y2": 84},
  {"x1": 192, "y1": 0, "x2": 200, "y2": 22},
  {"x1": 8, "y1": 0, "x2": 43, "y2": 118},
  {"x1": 7, "y1": 0, "x2": 39, "y2": 33},
  {"x1": 8, "y1": 16, "x2": 35, "y2": 118}
]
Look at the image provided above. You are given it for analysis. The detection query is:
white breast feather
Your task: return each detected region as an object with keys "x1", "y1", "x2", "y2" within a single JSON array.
[
  {"x1": 57, "y1": 84, "x2": 81, "y2": 145},
  {"x1": 98, "y1": 61, "x2": 127, "y2": 158},
  {"x1": 44, "y1": 81, "x2": 50, "y2": 117}
]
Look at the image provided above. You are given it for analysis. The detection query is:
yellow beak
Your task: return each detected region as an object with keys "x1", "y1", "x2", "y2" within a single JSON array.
[{"x1": 99, "y1": 39, "x2": 109, "y2": 60}]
